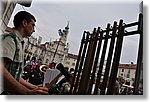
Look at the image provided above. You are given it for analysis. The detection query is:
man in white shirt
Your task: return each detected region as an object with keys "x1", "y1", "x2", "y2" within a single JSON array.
[{"x1": 1, "y1": 11, "x2": 48, "y2": 95}]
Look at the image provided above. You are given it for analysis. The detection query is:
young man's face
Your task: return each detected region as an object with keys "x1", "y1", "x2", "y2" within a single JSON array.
[{"x1": 24, "y1": 19, "x2": 35, "y2": 37}]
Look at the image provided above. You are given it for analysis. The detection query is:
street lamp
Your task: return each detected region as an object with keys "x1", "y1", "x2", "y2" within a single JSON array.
[{"x1": 51, "y1": 29, "x2": 62, "y2": 63}]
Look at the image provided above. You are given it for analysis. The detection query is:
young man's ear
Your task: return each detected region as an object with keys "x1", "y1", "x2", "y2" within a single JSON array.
[{"x1": 22, "y1": 19, "x2": 28, "y2": 27}]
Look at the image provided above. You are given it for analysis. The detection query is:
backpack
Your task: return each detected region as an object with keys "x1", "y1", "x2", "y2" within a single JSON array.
[
  {"x1": 1, "y1": 33, "x2": 18, "y2": 51},
  {"x1": 1, "y1": 33, "x2": 21, "y2": 81}
]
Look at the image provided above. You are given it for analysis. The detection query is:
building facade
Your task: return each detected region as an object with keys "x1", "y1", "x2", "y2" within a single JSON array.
[
  {"x1": 4, "y1": 22, "x2": 78, "y2": 72},
  {"x1": 117, "y1": 63, "x2": 136, "y2": 86},
  {"x1": 64, "y1": 53, "x2": 78, "y2": 69},
  {"x1": 23, "y1": 22, "x2": 78, "y2": 70}
]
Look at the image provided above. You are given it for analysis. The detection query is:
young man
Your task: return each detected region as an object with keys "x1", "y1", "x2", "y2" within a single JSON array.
[{"x1": 1, "y1": 11, "x2": 48, "y2": 95}]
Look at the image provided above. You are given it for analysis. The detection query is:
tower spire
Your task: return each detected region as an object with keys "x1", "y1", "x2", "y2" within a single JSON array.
[{"x1": 65, "y1": 21, "x2": 69, "y2": 30}]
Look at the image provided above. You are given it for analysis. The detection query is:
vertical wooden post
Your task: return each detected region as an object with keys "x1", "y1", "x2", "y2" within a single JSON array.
[
  {"x1": 72, "y1": 32, "x2": 90, "y2": 94},
  {"x1": 69, "y1": 31, "x2": 86, "y2": 94},
  {"x1": 87, "y1": 27, "x2": 101, "y2": 94},
  {"x1": 78, "y1": 28, "x2": 98, "y2": 94},
  {"x1": 94, "y1": 24, "x2": 110, "y2": 94},
  {"x1": 100, "y1": 21, "x2": 117, "y2": 94},
  {"x1": 107, "y1": 20, "x2": 124, "y2": 95},
  {"x1": 133, "y1": 13, "x2": 143, "y2": 95}
]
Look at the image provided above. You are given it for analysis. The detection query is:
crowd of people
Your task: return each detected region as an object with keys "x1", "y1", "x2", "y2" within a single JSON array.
[
  {"x1": 22, "y1": 56, "x2": 74, "y2": 95},
  {"x1": 111, "y1": 78, "x2": 143, "y2": 95},
  {"x1": 22, "y1": 56, "x2": 144, "y2": 95},
  {"x1": 22, "y1": 57, "x2": 44, "y2": 85}
]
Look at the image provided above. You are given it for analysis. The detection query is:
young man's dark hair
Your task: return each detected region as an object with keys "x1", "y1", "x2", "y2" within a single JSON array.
[{"x1": 13, "y1": 11, "x2": 36, "y2": 28}]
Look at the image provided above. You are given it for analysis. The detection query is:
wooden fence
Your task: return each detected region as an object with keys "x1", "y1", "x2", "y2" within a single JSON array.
[{"x1": 69, "y1": 13, "x2": 143, "y2": 95}]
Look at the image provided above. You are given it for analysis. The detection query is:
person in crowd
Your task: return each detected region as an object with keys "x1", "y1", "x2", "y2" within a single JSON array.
[
  {"x1": 31, "y1": 59, "x2": 36, "y2": 69},
  {"x1": 120, "y1": 87, "x2": 128, "y2": 95},
  {"x1": 127, "y1": 87, "x2": 133, "y2": 95},
  {"x1": 22, "y1": 63, "x2": 32, "y2": 81},
  {"x1": 25, "y1": 55, "x2": 31, "y2": 65},
  {"x1": 48, "y1": 63, "x2": 73, "y2": 95},
  {"x1": 48, "y1": 62, "x2": 56, "y2": 69},
  {"x1": 112, "y1": 80, "x2": 120, "y2": 95},
  {"x1": 1, "y1": 11, "x2": 48, "y2": 95},
  {"x1": 69, "y1": 68, "x2": 75, "y2": 74},
  {"x1": 35, "y1": 58, "x2": 43, "y2": 74},
  {"x1": 29, "y1": 64, "x2": 47, "y2": 86}
]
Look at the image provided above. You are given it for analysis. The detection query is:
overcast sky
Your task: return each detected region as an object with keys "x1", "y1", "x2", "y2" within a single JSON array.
[{"x1": 8, "y1": 0, "x2": 142, "y2": 64}]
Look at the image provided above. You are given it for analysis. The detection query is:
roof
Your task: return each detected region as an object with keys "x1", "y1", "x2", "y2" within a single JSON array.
[
  {"x1": 118, "y1": 64, "x2": 136, "y2": 69},
  {"x1": 68, "y1": 53, "x2": 78, "y2": 59}
]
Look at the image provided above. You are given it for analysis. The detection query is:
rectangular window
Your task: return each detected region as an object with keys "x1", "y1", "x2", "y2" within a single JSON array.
[
  {"x1": 66, "y1": 61, "x2": 70, "y2": 65},
  {"x1": 72, "y1": 63, "x2": 75, "y2": 66}
]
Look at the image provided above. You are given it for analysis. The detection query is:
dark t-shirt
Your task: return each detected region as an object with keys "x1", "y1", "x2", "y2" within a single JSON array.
[{"x1": 29, "y1": 69, "x2": 43, "y2": 85}]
